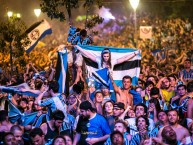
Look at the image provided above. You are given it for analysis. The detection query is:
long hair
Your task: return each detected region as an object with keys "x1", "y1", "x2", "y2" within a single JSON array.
[
  {"x1": 102, "y1": 100, "x2": 114, "y2": 117},
  {"x1": 101, "y1": 48, "x2": 112, "y2": 68}
]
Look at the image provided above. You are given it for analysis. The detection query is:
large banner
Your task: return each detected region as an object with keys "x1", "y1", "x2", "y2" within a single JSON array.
[
  {"x1": 79, "y1": 45, "x2": 141, "y2": 86},
  {"x1": 140, "y1": 26, "x2": 152, "y2": 39}
]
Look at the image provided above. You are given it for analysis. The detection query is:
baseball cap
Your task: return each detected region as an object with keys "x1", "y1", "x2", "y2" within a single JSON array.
[{"x1": 114, "y1": 102, "x2": 125, "y2": 110}]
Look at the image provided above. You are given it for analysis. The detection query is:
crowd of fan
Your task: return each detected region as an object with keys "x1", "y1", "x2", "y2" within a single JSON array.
[{"x1": 0, "y1": 12, "x2": 193, "y2": 145}]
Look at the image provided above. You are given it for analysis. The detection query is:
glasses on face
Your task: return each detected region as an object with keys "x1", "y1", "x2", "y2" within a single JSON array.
[{"x1": 113, "y1": 108, "x2": 121, "y2": 110}]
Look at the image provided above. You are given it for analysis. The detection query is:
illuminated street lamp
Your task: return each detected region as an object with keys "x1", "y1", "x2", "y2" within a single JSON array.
[
  {"x1": 34, "y1": 9, "x2": 41, "y2": 18},
  {"x1": 129, "y1": 0, "x2": 140, "y2": 35},
  {"x1": 16, "y1": 13, "x2": 21, "y2": 18},
  {"x1": 7, "y1": 11, "x2": 13, "y2": 18}
]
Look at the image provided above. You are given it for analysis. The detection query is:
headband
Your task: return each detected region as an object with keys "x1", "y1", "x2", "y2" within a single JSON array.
[{"x1": 102, "y1": 49, "x2": 110, "y2": 54}]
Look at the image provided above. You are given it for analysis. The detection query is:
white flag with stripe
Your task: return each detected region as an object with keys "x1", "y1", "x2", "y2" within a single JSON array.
[{"x1": 24, "y1": 19, "x2": 52, "y2": 53}]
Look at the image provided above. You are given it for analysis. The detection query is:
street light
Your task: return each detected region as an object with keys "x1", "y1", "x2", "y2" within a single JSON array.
[
  {"x1": 7, "y1": 11, "x2": 13, "y2": 18},
  {"x1": 129, "y1": 0, "x2": 140, "y2": 34},
  {"x1": 16, "y1": 13, "x2": 21, "y2": 18},
  {"x1": 34, "y1": 9, "x2": 41, "y2": 18}
]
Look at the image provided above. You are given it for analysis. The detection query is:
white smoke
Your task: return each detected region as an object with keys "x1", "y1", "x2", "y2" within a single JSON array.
[{"x1": 96, "y1": 6, "x2": 115, "y2": 22}]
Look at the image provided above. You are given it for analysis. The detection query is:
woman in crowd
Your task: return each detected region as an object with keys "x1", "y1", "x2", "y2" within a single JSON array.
[
  {"x1": 103, "y1": 100, "x2": 115, "y2": 132},
  {"x1": 75, "y1": 45, "x2": 140, "y2": 70}
]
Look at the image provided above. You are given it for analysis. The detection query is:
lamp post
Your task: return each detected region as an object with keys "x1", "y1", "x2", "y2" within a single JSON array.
[
  {"x1": 129, "y1": 0, "x2": 140, "y2": 36},
  {"x1": 7, "y1": 11, "x2": 14, "y2": 75},
  {"x1": 34, "y1": 9, "x2": 41, "y2": 19}
]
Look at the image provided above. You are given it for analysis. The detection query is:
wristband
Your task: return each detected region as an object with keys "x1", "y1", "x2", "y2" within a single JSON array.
[{"x1": 42, "y1": 91, "x2": 47, "y2": 94}]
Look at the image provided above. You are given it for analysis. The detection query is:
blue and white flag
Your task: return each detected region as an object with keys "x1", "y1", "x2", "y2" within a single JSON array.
[
  {"x1": 24, "y1": 19, "x2": 52, "y2": 53},
  {"x1": 55, "y1": 49, "x2": 69, "y2": 94},
  {"x1": 79, "y1": 45, "x2": 141, "y2": 86},
  {"x1": 0, "y1": 84, "x2": 38, "y2": 97},
  {"x1": 92, "y1": 68, "x2": 114, "y2": 92},
  {"x1": 8, "y1": 99, "x2": 38, "y2": 126}
]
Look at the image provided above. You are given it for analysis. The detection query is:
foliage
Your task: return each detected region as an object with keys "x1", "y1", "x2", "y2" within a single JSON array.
[
  {"x1": 86, "y1": 14, "x2": 104, "y2": 29},
  {"x1": 40, "y1": 0, "x2": 104, "y2": 21},
  {"x1": 0, "y1": 17, "x2": 30, "y2": 69}
]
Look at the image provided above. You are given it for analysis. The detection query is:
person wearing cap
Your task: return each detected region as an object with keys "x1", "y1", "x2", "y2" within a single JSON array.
[
  {"x1": 73, "y1": 101, "x2": 111, "y2": 145},
  {"x1": 113, "y1": 102, "x2": 125, "y2": 119}
]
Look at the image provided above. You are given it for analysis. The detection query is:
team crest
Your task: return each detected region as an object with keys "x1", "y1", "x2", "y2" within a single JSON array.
[
  {"x1": 86, "y1": 123, "x2": 91, "y2": 127},
  {"x1": 30, "y1": 29, "x2": 40, "y2": 41}
]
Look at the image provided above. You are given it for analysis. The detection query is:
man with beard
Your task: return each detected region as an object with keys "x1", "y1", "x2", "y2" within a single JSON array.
[
  {"x1": 40, "y1": 110, "x2": 64, "y2": 143},
  {"x1": 110, "y1": 75, "x2": 133, "y2": 108},
  {"x1": 30, "y1": 128, "x2": 46, "y2": 145},
  {"x1": 158, "y1": 109, "x2": 190, "y2": 143},
  {"x1": 157, "y1": 77, "x2": 175, "y2": 108},
  {"x1": 73, "y1": 101, "x2": 111, "y2": 145}
]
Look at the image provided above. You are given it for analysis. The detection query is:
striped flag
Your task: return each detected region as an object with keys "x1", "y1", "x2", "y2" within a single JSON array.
[
  {"x1": 8, "y1": 99, "x2": 38, "y2": 126},
  {"x1": 79, "y1": 45, "x2": 141, "y2": 86},
  {"x1": 55, "y1": 49, "x2": 69, "y2": 94},
  {"x1": 24, "y1": 19, "x2": 52, "y2": 53},
  {"x1": 92, "y1": 68, "x2": 114, "y2": 92}
]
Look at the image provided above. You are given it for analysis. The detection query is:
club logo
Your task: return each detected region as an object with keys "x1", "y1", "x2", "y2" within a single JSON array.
[
  {"x1": 30, "y1": 29, "x2": 40, "y2": 41},
  {"x1": 86, "y1": 123, "x2": 91, "y2": 127}
]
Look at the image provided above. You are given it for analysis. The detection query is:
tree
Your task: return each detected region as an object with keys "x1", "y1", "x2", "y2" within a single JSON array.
[
  {"x1": 40, "y1": 0, "x2": 104, "y2": 28},
  {"x1": 0, "y1": 17, "x2": 30, "y2": 76}
]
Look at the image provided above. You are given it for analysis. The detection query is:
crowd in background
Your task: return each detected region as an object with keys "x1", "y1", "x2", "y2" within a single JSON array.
[{"x1": 0, "y1": 12, "x2": 193, "y2": 145}]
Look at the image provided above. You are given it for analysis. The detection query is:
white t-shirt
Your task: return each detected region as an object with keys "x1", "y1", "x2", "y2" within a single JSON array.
[{"x1": 125, "y1": 117, "x2": 155, "y2": 136}]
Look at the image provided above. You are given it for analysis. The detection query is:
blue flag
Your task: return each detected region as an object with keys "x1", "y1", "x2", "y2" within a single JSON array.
[
  {"x1": 92, "y1": 68, "x2": 114, "y2": 92},
  {"x1": 55, "y1": 49, "x2": 69, "y2": 94},
  {"x1": 8, "y1": 99, "x2": 38, "y2": 126}
]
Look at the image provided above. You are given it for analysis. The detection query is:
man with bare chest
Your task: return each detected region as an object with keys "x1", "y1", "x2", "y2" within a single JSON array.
[
  {"x1": 111, "y1": 75, "x2": 133, "y2": 108},
  {"x1": 158, "y1": 109, "x2": 190, "y2": 143}
]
